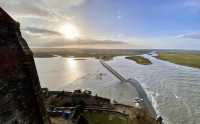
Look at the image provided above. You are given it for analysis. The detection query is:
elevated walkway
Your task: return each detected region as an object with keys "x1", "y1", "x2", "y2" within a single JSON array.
[
  {"x1": 100, "y1": 60, "x2": 126, "y2": 82},
  {"x1": 100, "y1": 60, "x2": 157, "y2": 118}
]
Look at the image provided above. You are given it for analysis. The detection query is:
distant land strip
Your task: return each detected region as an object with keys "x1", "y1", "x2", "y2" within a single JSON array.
[
  {"x1": 155, "y1": 51, "x2": 200, "y2": 69},
  {"x1": 32, "y1": 48, "x2": 152, "y2": 60},
  {"x1": 126, "y1": 56, "x2": 152, "y2": 65}
]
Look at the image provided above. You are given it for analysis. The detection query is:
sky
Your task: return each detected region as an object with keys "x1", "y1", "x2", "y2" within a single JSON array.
[{"x1": 1, "y1": 0, "x2": 200, "y2": 50}]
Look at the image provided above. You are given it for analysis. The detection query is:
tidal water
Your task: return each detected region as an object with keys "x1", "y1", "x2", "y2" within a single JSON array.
[{"x1": 34, "y1": 55, "x2": 200, "y2": 124}]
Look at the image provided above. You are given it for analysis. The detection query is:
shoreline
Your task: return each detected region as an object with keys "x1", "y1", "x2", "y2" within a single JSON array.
[
  {"x1": 155, "y1": 52, "x2": 200, "y2": 69},
  {"x1": 99, "y1": 60, "x2": 158, "y2": 119},
  {"x1": 125, "y1": 56, "x2": 152, "y2": 65}
]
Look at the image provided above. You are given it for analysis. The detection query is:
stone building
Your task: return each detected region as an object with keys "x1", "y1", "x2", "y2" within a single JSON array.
[{"x1": 0, "y1": 7, "x2": 50, "y2": 124}]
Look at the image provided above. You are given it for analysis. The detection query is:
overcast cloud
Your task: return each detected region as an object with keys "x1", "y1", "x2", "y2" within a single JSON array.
[
  {"x1": 0, "y1": 0, "x2": 200, "y2": 49},
  {"x1": 0, "y1": 0, "x2": 91, "y2": 47}
]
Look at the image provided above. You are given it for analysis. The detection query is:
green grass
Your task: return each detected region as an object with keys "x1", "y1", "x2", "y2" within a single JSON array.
[
  {"x1": 126, "y1": 56, "x2": 152, "y2": 65},
  {"x1": 82, "y1": 111, "x2": 128, "y2": 124},
  {"x1": 156, "y1": 52, "x2": 200, "y2": 68}
]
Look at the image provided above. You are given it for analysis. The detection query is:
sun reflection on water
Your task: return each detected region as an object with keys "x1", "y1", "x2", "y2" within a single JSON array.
[
  {"x1": 67, "y1": 58, "x2": 77, "y2": 69},
  {"x1": 64, "y1": 57, "x2": 81, "y2": 83}
]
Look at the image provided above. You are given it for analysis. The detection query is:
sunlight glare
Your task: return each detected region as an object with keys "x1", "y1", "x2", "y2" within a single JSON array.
[
  {"x1": 67, "y1": 58, "x2": 77, "y2": 69},
  {"x1": 59, "y1": 23, "x2": 80, "y2": 40}
]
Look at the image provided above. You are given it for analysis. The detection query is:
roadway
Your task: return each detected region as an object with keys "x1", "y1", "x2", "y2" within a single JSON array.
[{"x1": 100, "y1": 60, "x2": 157, "y2": 118}]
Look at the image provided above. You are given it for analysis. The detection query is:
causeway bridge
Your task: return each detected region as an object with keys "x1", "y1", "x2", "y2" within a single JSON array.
[
  {"x1": 100, "y1": 60, "x2": 157, "y2": 118},
  {"x1": 99, "y1": 60, "x2": 126, "y2": 82}
]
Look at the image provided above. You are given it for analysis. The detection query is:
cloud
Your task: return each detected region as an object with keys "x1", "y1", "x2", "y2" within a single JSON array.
[
  {"x1": 0, "y1": 0, "x2": 50, "y2": 17},
  {"x1": 0, "y1": 0, "x2": 91, "y2": 47},
  {"x1": 176, "y1": 32, "x2": 200, "y2": 39},
  {"x1": 30, "y1": 38, "x2": 130, "y2": 48},
  {"x1": 184, "y1": 0, "x2": 200, "y2": 8},
  {"x1": 0, "y1": 0, "x2": 89, "y2": 17},
  {"x1": 183, "y1": 0, "x2": 200, "y2": 12},
  {"x1": 43, "y1": 0, "x2": 88, "y2": 9},
  {"x1": 0, "y1": 0, "x2": 91, "y2": 32},
  {"x1": 23, "y1": 27, "x2": 61, "y2": 36}
]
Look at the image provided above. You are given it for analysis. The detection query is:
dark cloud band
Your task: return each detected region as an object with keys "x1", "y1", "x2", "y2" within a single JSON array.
[{"x1": 23, "y1": 27, "x2": 61, "y2": 36}]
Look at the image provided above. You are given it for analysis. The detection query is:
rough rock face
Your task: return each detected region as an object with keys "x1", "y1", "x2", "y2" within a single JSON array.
[{"x1": 0, "y1": 7, "x2": 50, "y2": 124}]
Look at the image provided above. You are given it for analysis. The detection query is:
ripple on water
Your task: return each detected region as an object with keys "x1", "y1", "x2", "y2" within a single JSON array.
[
  {"x1": 108, "y1": 55, "x2": 200, "y2": 124},
  {"x1": 35, "y1": 56, "x2": 200, "y2": 124}
]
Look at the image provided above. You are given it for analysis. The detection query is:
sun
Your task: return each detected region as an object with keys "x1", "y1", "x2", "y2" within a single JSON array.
[{"x1": 59, "y1": 23, "x2": 80, "y2": 40}]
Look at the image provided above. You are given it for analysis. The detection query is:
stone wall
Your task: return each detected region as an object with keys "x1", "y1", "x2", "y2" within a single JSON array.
[{"x1": 0, "y1": 7, "x2": 50, "y2": 124}]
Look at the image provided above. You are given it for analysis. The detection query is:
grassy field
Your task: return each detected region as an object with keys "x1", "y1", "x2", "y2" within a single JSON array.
[
  {"x1": 156, "y1": 52, "x2": 200, "y2": 68},
  {"x1": 83, "y1": 111, "x2": 128, "y2": 124},
  {"x1": 126, "y1": 56, "x2": 152, "y2": 65}
]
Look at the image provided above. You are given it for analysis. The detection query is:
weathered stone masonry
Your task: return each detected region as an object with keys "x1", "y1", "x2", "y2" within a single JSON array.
[{"x1": 0, "y1": 7, "x2": 50, "y2": 124}]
